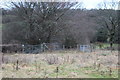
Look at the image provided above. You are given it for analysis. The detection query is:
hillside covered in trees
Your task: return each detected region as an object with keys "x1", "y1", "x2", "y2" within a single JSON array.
[{"x1": 1, "y1": 2, "x2": 118, "y2": 48}]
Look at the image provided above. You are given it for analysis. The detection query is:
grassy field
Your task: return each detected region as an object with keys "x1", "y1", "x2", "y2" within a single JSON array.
[
  {"x1": 94, "y1": 43, "x2": 118, "y2": 50},
  {"x1": 1, "y1": 50, "x2": 119, "y2": 78}
]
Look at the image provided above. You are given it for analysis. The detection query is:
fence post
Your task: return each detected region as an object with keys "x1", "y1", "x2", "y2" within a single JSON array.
[
  {"x1": 44, "y1": 68, "x2": 47, "y2": 78},
  {"x1": 109, "y1": 67, "x2": 112, "y2": 77},
  {"x1": 97, "y1": 63, "x2": 101, "y2": 71},
  {"x1": 38, "y1": 62, "x2": 41, "y2": 72},
  {"x1": 77, "y1": 44, "x2": 79, "y2": 51},
  {"x1": 1, "y1": 53, "x2": 4, "y2": 70},
  {"x1": 56, "y1": 66, "x2": 59, "y2": 78},
  {"x1": 35, "y1": 60, "x2": 37, "y2": 73},
  {"x1": 83, "y1": 45, "x2": 85, "y2": 52},
  {"x1": 2, "y1": 53, "x2": 4, "y2": 64},
  {"x1": 41, "y1": 44, "x2": 43, "y2": 52},
  {"x1": 63, "y1": 45, "x2": 65, "y2": 50},
  {"x1": 22, "y1": 45, "x2": 24, "y2": 53},
  {"x1": 16, "y1": 60, "x2": 19, "y2": 70}
]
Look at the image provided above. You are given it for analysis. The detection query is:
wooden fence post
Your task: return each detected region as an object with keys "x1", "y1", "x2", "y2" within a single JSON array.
[
  {"x1": 2, "y1": 53, "x2": 4, "y2": 64},
  {"x1": 44, "y1": 68, "x2": 47, "y2": 78},
  {"x1": 109, "y1": 67, "x2": 112, "y2": 77},
  {"x1": 77, "y1": 44, "x2": 79, "y2": 50},
  {"x1": 38, "y1": 62, "x2": 41, "y2": 72},
  {"x1": 63, "y1": 45, "x2": 65, "y2": 50},
  {"x1": 97, "y1": 63, "x2": 101, "y2": 71},
  {"x1": 35, "y1": 60, "x2": 37, "y2": 73},
  {"x1": 16, "y1": 60, "x2": 19, "y2": 70},
  {"x1": 56, "y1": 66, "x2": 59, "y2": 78}
]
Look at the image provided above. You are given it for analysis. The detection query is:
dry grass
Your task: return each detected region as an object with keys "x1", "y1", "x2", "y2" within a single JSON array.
[{"x1": 1, "y1": 50, "x2": 119, "y2": 78}]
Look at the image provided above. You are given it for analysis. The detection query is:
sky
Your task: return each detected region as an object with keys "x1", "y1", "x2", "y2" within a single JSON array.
[
  {"x1": 82, "y1": 0, "x2": 119, "y2": 9},
  {"x1": 82, "y1": 0, "x2": 105, "y2": 9},
  {"x1": 0, "y1": 0, "x2": 120, "y2": 9}
]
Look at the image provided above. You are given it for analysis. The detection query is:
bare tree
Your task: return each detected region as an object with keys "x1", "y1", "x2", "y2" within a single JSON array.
[
  {"x1": 97, "y1": 0, "x2": 118, "y2": 49},
  {"x1": 8, "y1": 2, "x2": 80, "y2": 44}
]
